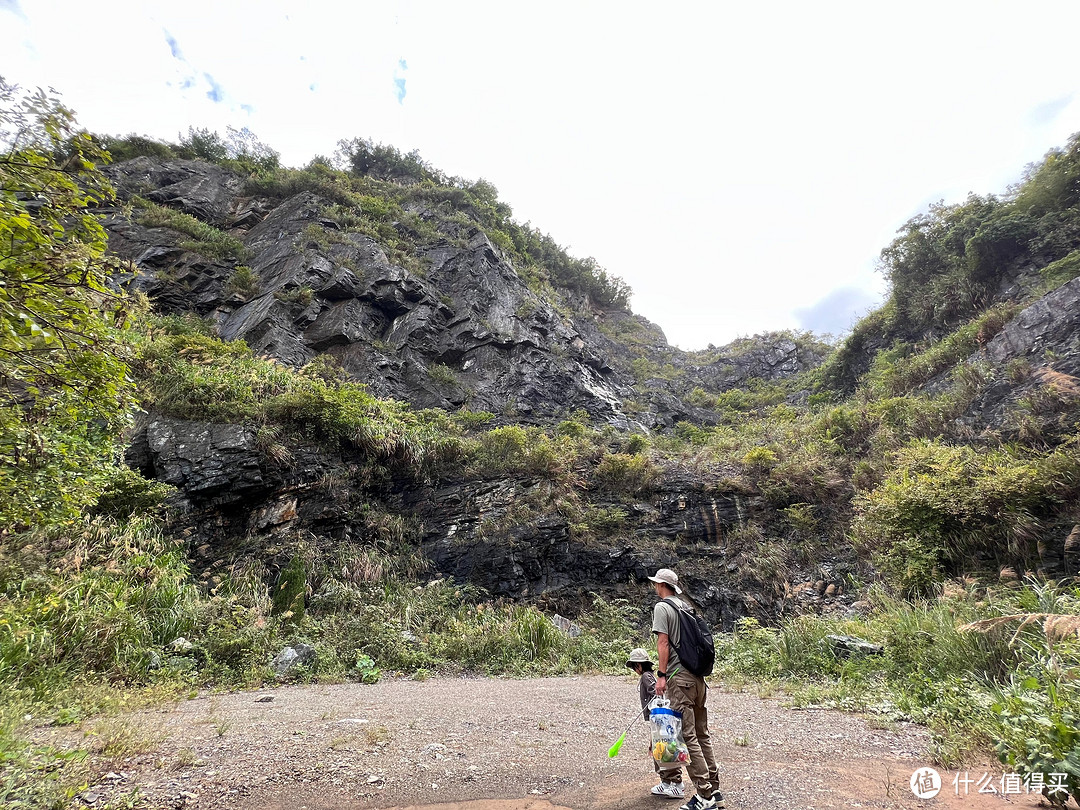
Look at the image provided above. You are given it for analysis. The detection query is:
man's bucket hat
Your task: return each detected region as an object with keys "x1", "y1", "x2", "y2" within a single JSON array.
[
  {"x1": 625, "y1": 648, "x2": 652, "y2": 668},
  {"x1": 648, "y1": 568, "x2": 682, "y2": 594}
]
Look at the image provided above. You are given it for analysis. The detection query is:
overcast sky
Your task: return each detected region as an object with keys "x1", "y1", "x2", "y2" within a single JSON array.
[{"x1": 4, "y1": 0, "x2": 1080, "y2": 349}]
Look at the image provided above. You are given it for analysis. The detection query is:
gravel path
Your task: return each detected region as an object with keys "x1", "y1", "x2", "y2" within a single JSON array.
[{"x1": 52, "y1": 676, "x2": 1047, "y2": 810}]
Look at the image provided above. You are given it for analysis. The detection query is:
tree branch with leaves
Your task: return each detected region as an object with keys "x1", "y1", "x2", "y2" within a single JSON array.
[{"x1": 0, "y1": 78, "x2": 137, "y2": 530}]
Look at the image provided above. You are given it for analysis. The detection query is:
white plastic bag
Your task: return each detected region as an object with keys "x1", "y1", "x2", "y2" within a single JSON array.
[{"x1": 649, "y1": 697, "x2": 690, "y2": 765}]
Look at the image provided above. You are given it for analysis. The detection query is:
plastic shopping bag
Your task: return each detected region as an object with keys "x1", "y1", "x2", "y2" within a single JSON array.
[{"x1": 649, "y1": 697, "x2": 690, "y2": 765}]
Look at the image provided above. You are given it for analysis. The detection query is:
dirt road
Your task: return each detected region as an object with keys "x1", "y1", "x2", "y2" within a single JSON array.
[{"x1": 58, "y1": 676, "x2": 1047, "y2": 810}]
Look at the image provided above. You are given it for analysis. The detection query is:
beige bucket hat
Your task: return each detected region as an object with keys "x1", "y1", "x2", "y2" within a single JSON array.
[
  {"x1": 648, "y1": 567, "x2": 682, "y2": 594},
  {"x1": 625, "y1": 647, "x2": 652, "y2": 668}
]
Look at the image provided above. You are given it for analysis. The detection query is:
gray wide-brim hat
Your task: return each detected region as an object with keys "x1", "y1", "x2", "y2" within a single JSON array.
[
  {"x1": 648, "y1": 567, "x2": 682, "y2": 594},
  {"x1": 625, "y1": 647, "x2": 652, "y2": 668}
]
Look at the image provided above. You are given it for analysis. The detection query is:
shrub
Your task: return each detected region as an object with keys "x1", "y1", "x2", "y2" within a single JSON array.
[
  {"x1": 274, "y1": 285, "x2": 314, "y2": 307},
  {"x1": 624, "y1": 433, "x2": 650, "y2": 455},
  {"x1": 741, "y1": 446, "x2": 777, "y2": 469},
  {"x1": 103, "y1": 133, "x2": 177, "y2": 161},
  {"x1": 853, "y1": 441, "x2": 1054, "y2": 595},
  {"x1": 592, "y1": 452, "x2": 659, "y2": 497},
  {"x1": 224, "y1": 265, "x2": 260, "y2": 299},
  {"x1": 556, "y1": 418, "x2": 588, "y2": 439},
  {"x1": 131, "y1": 196, "x2": 250, "y2": 260},
  {"x1": 427, "y1": 363, "x2": 458, "y2": 386},
  {"x1": 467, "y1": 425, "x2": 578, "y2": 480},
  {"x1": 91, "y1": 467, "x2": 176, "y2": 518},
  {"x1": 0, "y1": 85, "x2": 138, "y2": 530},
  {"x1": 1039, "y1": 248, "x2": 1080, "y2": 288}
]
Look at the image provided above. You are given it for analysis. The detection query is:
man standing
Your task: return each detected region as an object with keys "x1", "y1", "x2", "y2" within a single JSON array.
[{"x1": 649, "y1": 568, "x2": 723, "y2": 810}]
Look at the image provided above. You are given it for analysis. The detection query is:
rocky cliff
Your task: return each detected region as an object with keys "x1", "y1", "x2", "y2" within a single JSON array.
[
  {"x1": 101, "y1": 152, "x2": 1080, "y2": 627},
  {"x1": 104, "y1": 158, "x2": 826, "y2": 430},
  {"x1": 101, "y1": 156, "x2": 842, "y2": 627}
]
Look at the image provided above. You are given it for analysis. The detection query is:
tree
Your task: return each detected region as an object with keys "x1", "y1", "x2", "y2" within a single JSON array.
[
  {"x1": 0, "y1": 78, "x2": 136, "y2": 529},
  {"x1": 176, "y1": 125, "x2": 280, "y2": 174},
  {"x1": 335, "y1": 136, "x2": 436, "y2": 184}
]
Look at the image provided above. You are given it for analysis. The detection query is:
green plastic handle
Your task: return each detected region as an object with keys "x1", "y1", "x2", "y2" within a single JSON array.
[{"x1": 607, "y1": 732, "x2": 626, "y2": 758}]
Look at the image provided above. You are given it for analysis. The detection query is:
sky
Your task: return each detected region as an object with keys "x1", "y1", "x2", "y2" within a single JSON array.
[{"x1": 4, "y1": 0, "x2": 1080, "y2": 349}]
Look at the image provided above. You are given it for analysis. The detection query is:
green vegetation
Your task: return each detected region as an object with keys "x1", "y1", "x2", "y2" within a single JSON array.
[
  {"x1": 130, "y1": 195, "x2": 250, "y2": 260},
  {"x1": 273, "y1": 284, "x2": 313, "y2": 307},
  {"x1": 686, "y1": 131, "x2": 1080, "y2": 800},
  {"x1": 717, "y1": 581, "x2": 1080, "y2": 802},
  {"x1": 223, "y1": 265, "x2": 259, "y2": 299},
  {"x1": 854, "y1": 439, "x2": 1080, "y2": 596},
  {"x1": 0, "y1": 509, "x2": 643, "y2": 806},
  {"x1": 104, "y1": 125, "x2": 280, "y2": 176},
  {"x1": 134, "y1": 322, "x2": 464, "y2": 475},
  {"x1": 0, "y1": 80, "x2": 136, "y2": 530},
  {"x1": 427, "y1": 362, "x2": 458, "y2": 386}
]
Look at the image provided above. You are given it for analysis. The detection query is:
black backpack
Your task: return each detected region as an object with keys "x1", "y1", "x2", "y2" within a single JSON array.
[{"x1": 662, "y1": 598, "x2": 716, "y2": 678}]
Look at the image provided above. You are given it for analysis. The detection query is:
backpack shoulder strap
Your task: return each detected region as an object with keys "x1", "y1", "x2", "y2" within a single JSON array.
[
  {"x1": 662, "y1": 597, "x2": 692, "y2": 614},
  {"x1": 660, "y1": 597, "x2": 683, "y2": 634}
]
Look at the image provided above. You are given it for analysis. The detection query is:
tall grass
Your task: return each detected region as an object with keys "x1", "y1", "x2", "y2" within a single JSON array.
[
  {"x1": 0, "y1": 517, "x2": 199, "y2": 692},
  {"x1": 716, "y1": 580, "x2": 1080, "y2": 778},
  {"x1": 130, "y1": 196, "x2": 250, "y2": 260},
  {"x1": 132, "y1": 322, "x2": 465, "y2": 476}
]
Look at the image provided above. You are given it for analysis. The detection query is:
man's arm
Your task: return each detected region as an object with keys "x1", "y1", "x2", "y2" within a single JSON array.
[{"x1": 656, "y1": 633, "x2": 670, "y2": 696}]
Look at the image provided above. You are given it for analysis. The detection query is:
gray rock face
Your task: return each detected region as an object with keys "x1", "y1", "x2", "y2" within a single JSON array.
[
  {"x1": 103, "y1": 158, "x2": 824, "y2": 429},
  {"x1": 404, "y1": 474, "x2": 775, "y2": 629},
  {"x1": 101, "y1": 157, "x2": 836, "y2": 628},
  {"x1": 106, "y1": 157, "x2": 251, "y2": 227},
  {"x1": 694, "y1": 336, "x2": 827, "y2": 389},
  {"x1": 961, "y1": 276, "x2": 1080, "y2": 440},
  {"x1": 143, "y1": 417, "x2": 263, "y2": 499},
  {"x1": 127, "y1": 404, "x2": 784, "y2": 628},
  {"x1": 983, "y1": 276, "x2": 1080, "y2": 365}
]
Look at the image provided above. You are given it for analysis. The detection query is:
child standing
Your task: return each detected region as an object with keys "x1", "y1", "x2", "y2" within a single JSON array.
[{"x1": 626, "y1": 648, "x2": 685, "y2": 799}]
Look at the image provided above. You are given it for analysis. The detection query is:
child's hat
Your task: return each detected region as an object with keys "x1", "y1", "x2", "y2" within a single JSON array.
[{"x1": 625, "y1": 648, "x2": 652, "y2": 668}]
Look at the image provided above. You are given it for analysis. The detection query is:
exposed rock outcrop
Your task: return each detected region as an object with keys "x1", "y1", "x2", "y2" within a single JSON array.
[
  {"x1": 103, "y1": 158, "x2": 826, "y2": 431},
  {"x1": 961, "y1": 276, "x2": 1080, "y2": 441},
  {"x1": 101, "y1": 157, "x2": 840, "y2": 626}
]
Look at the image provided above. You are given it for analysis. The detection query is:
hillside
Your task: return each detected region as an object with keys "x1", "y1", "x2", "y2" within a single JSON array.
[
  {"x1": 87, "y1": 129, "x2": 1080, "y2": 616},
  {"x1": 2, "y1": 90, "x2": 1080, "y2": 808},
  {"x1": 88, "y1": 135, "x2": 837, "y2": 629}
]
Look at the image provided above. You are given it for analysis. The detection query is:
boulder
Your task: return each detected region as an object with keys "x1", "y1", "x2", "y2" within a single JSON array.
[
  {"x1": 824, "y1": 634, "x2": 883, "y2": 657},
  {"x1": 550, "y1": 614, "x2": 583, "y2": 638},
  {"x1": 271, "y1": 643, "x2": 316, "y2": 676}
]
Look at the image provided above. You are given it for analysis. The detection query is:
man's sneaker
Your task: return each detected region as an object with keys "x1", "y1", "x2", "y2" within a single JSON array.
[
  {"x1": 710, "y1": 792, "x2": 726, "y2": 809},
  {"x1": 678, "y1": 794, "x2": 716, "y2": 810},
  {"x1": 651, "y1": 782, "x2": 685, "y2": 799}
]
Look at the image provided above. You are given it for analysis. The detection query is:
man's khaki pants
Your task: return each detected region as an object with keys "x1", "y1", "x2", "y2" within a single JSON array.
[{"x1": 667, "y1": 671, "x2": 719, "y2": 795}]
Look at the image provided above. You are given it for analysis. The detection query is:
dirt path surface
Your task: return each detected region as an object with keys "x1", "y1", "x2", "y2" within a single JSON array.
[{"x1": 54, "y1": 676, "x2": 1049, "y2": 810}]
